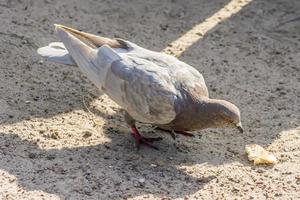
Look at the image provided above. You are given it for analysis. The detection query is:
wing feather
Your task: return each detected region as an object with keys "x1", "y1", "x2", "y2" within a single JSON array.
[{"x1": 104, "y1": 56, "x2": 178, "y2": 124}]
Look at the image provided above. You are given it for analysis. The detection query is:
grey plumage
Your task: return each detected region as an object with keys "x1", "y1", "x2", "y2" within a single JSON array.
[{"x1": 37, "y1": 24, "x2": 243, "y2": 148}]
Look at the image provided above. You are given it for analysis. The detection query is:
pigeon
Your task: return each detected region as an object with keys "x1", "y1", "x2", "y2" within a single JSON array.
[{"x1": 37, "y1": 24, "x2": 243, "y2": 149}]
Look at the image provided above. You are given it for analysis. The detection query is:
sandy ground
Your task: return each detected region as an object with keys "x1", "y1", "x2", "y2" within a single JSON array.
[{"x1": 0, "y1": 0, "x2": 299, "y2": 199}]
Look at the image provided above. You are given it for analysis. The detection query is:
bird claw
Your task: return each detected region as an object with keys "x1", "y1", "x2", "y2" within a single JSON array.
[
  {"x1": 174, "y1": 130, "x2": 194, "y2": 137},
  {"x1": 154, "y1": 127, "x2": 194, "y2": 139},
  {"x1": 131, "y1": 127, "x2": 162, "y2": 150},
  {"x1": 168, "y1": 130, "x2": 194, "y2": 139}
]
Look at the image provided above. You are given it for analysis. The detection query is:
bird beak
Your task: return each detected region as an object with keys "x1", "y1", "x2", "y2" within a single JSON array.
[{"x1": 236, "y1": 122, "x2": 244, "y2": 133}]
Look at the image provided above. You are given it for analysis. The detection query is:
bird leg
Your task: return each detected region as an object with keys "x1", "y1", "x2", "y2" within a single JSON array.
[
  {"x1": 131, "y1": 126, "x2": 162, "y2": 150},
  {"x1": 154, "y1": 127, "x2": 194, "y2": 139},
  {"x1": 124, "y1": 111, "x2": 162, "y2": 150}
]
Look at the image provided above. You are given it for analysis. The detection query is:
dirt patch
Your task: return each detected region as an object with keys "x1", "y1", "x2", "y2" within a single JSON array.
[{"x1": 0, "y1": 0, "x2": 299, "y2": 199}]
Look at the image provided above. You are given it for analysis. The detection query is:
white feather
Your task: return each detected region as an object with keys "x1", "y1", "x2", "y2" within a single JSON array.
[
  {"x1": 37, "y1": 42, "x2": 129, "y2": 67},
  {"x1": 37, "y1": 44, "x2": 75, "y2": 65},
  {"x1": 55, "y1": 26, "x2": 122, "y2": 89},
  {"x1": 49, "y1": 42, "x2": 66, "y2": 50}
]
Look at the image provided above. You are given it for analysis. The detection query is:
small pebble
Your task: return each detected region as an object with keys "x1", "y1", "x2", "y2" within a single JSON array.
[
  {"x1": 50, "y1": 132, "x2": 60, "y2": 139},
  {"x1": 28, "y1": 153, "x2": 37, "y2": 159},
  {"x1": 138, "y1": 178, "x2": 145, "y2": 184},
  {"x1": 82, "y1": 131, "x2": 92, "y2": 138},
  {"x1": 137, "y1": 178, "x2": 146, "y2": 187}
]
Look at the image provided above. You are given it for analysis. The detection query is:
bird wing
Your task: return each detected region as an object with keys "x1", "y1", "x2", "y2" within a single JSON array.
[
  {"x1": 104, "y1": 54, "x2": 178, "y2": 125},
  {"x1": 119, "y1": 40, "x2": 209, "y2": 97}
]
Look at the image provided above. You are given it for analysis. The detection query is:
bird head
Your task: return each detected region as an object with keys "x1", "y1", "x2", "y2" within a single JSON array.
[
  {"x1": 212, "y1": 99, "x2": 243, "y2": 133},
  {"x1": 197, "y1": 98, "x2": 243, "y2": 133}
]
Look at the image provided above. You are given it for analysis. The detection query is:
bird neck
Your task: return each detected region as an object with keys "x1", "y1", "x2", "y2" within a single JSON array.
[
  {"x1": 170, "y1": 96, "x2": 229, "y2": 131},
  {"x1": 194, "y1": 97, "x2": 230, "y2": 128}
]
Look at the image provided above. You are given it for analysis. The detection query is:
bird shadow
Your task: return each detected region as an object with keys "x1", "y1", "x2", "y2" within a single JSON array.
[
  {"x1": 0, "y1": 127, "x2": 216, "y2": 199},
  {"x1": 0, "y1": 101, "x2": 255, "y2": 199}
]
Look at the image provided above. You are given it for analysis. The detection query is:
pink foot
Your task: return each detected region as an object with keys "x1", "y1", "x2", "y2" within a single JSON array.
[{"x1": 131, "y1": 126, "x2": 162, "y2": 150}]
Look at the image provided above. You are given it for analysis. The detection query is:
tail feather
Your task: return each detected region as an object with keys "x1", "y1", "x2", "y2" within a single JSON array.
[
  {"x1": 36, "y1": 24, "x2": 130, "y2": 89},
  {"x1": 53, "y1": 24, "x2": 123, "y2": 48},
  {"x1": 48, "y1": 42, "x2": 66, "y2": 50},
  {"x1": 55, "y1": 25, "x2": 122, "y2": 88},
  {"x1": 37, "y1": 42, "x2": 75, "y2": 65}
]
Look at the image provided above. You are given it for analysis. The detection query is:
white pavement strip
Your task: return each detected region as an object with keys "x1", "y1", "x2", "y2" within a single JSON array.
[{"x1": 163, "y1": 0, "x2": 253, "y2": 57}]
